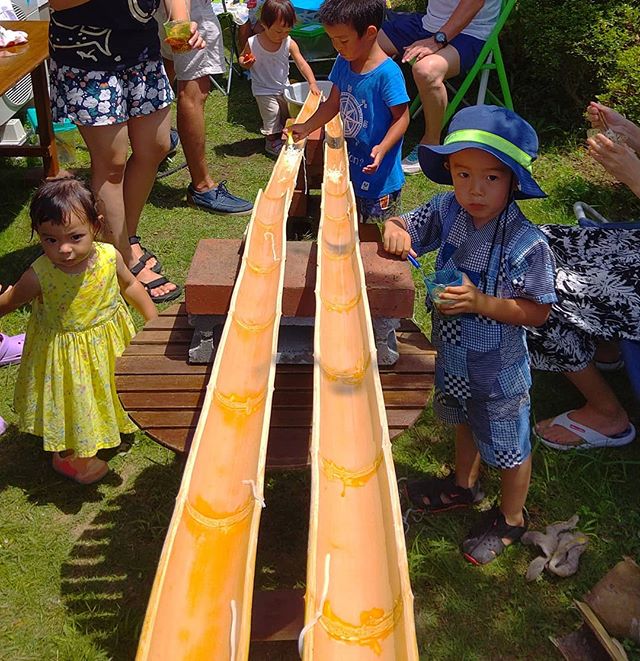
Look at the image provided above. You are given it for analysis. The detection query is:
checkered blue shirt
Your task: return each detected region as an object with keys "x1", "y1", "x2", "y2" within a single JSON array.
[{"x1": 402, "y1": 192, "x2": 557, "y2": 399}]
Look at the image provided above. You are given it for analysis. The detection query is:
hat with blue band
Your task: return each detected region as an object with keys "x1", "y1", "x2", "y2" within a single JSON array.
[{"x1": 417, "y1": 105, "x2": 546, "y2": 199}]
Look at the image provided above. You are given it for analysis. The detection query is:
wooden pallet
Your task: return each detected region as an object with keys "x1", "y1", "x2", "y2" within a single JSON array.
[{"x1": 115, "y1": 304, "x2": 435, "y2": 469}]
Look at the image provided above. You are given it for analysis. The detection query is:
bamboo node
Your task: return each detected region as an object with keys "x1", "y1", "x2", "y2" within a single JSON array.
[
  {"x1": 184, "y1": 497, "x2": 253, "y2": 529},
  {"x1": 214, "y1": 388, "x2": 267, "y2": 414},
  {"x1": 321, "y1": 451, "x2": 383, "y2": 496}
]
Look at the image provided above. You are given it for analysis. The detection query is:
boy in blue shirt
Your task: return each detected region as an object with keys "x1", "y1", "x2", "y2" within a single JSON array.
[
  {"x1": 384, "y1": 106, "x2": 557, "y2": 565},
  {"x1": 290, "y1": 0, "x2": 409, "y2": 223}
]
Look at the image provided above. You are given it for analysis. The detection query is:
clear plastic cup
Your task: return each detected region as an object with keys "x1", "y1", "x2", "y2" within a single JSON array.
[
  {"x1": 424, "y1": 269, "x2": 463, "y2": 307},
  {"x1": 164, "y1": 20, "x2": 192, "y2": 53}
]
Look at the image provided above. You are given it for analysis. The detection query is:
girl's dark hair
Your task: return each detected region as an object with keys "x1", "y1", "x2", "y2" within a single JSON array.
[
  {"x1": 30, "y1": 177, "x2": 103, "y2": 236},
  {"x1": 319, "y1": 0, "x2": 385, "y2": 36},
  {"x1": 260, "y1": 0, "x2": 297, "y2": 28}
]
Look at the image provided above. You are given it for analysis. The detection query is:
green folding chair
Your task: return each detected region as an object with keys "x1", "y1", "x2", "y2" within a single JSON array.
[{"x1": 409, "y1": 0, "x2": 516, "y2": 125}]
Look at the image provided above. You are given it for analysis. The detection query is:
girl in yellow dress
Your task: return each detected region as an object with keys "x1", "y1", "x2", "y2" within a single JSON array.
[{"x1": 0, "y1": 178, "x2": 158, "y2": 483}]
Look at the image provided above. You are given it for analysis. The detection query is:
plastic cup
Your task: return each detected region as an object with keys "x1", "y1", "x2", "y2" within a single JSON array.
[
  {"x1": 424, "y1": 269, "x2": 463, "y2": 307},
  {"x1": 164, "y1": 20, "x2": 192, "y2": 53}
]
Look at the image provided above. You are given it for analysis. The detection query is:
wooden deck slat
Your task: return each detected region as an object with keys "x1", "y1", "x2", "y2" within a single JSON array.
[{"x1": 116, "y1": 305, "x2": 435, "y2": 461}]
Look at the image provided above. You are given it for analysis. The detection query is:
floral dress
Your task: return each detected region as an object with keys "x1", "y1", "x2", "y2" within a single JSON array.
[{"x1": 14, "y1": 242, "x2": 137, "y2": 457}]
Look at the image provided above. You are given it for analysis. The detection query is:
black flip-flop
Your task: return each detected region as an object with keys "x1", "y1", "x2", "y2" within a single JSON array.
[{"x1": 462, "y1": 507, "x2": 528, "y2": 565}]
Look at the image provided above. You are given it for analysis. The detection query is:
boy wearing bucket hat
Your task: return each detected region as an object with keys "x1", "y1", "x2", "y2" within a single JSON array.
[{"x1": 384, "y1": 105, "x2": 557, "y2": 565}]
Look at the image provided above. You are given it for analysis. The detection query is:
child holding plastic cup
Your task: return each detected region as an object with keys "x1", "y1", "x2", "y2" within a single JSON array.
[{"x1": 383, "y1": 105, "x2": 557, "y2": 565}]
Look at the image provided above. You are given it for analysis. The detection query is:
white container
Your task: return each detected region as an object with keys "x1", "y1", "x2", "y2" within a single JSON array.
[
  {"x1": 0, "y1": 118, "x2": 27, "y2": 145},
  {"x1": 284, "y1": 80, "x2": 333, "y2": 117}
]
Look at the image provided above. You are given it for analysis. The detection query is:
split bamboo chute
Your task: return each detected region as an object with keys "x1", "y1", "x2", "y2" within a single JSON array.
[{"x1": 136, "y1": 98, "x2": 418, "y2": 660}]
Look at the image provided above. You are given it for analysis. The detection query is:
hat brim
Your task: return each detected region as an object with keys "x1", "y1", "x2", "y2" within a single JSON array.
[{"x1": 418, "y1": 142, "x2": 546, "y2": 200}]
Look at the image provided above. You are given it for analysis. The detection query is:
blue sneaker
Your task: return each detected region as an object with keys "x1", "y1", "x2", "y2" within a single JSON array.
[
  {"x1": 187, "y1": 181, "x2": 253, "y2": 215},
  {"x1": 158, "y1": 128, "x2": 181, "y2": 171},
  {"x1": 401, "y1": 145, "x2": 422, "y2": 175}
]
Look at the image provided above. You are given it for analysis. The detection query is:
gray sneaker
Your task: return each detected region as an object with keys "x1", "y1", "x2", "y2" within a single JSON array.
[{"x1": 401, "y1": 145, "x2": 422, "y2": 175}]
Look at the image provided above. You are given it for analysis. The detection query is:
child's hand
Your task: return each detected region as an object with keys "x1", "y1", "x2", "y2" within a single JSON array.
[
  {"x1": 362, "y1": 144, "x2": 384, "y2": 174},
  {"x1": 437, "y1": 273, "x2": 484, "y2": 315},
  {"x1": 239, "y1": 51, "x2": 255, "y2": 68},
  {"x1": 309, "y1": 82, "x2": 321, "y2": 96},
  {"x1": 290, "y1": 122, "x2": 309, "y2": 142},
  {"x1": 383, "y1": 217, "x2": 414, "y2": 259}
]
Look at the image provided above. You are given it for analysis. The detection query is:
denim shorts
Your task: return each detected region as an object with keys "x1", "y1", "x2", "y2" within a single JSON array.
[
  {"x1": 49, "y1": 58, "x2": 174, "y2": 126},
  {"x1": 355, "y1": 190, "x2": 401, "y2": 224},
  {"x1": 381, "y1": 12, "x2": 485, "y2": 73},
  {"x1": 433, "y1": 389, "x2": 531, "y2": 469}
]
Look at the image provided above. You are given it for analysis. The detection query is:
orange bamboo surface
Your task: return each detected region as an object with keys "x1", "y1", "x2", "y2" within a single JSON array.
[
  {"x1": 301, "y1": 115, "x2": 419, "y2": 659},
  {"x1": 136, "y1": 93, "x2": 321, "y2": 660}
]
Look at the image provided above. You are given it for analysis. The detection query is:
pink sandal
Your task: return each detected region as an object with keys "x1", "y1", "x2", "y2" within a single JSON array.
[
  {"x1": 52, "y1": 452, "x2": 109, "y2": 484},
  {"x1": 0, "y1": 333, "x2": 25, "y2": 367}
]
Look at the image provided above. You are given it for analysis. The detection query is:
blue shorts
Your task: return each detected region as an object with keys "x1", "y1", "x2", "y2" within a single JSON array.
[
  {"x1": 381, "y1": 12, "x2": 485, "y2": 73},
  {"x1": 355, "y1": 190, "x2": 401, "y2": 223},
  {"x1": 433, "y1": 389, "x2": 531, "y2": 469}
]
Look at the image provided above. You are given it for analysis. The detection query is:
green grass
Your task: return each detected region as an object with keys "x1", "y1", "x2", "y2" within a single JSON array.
[{"x1": 1, "y1": 70, "x2": 640, "y2": 660}]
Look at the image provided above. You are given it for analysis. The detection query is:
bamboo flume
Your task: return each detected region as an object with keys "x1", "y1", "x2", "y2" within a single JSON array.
[
  {"x1": 300, "y1": 114, "x2": 419, "y2": 660},
  {"x1": 136, "y1": 93, "x2": 321, "y2": 660}
]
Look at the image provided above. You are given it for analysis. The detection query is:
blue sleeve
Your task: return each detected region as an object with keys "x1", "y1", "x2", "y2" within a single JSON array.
[
  {"x1": 380, "y1": 61, "x2": 410, "y2": 108},
  {"x1": 328, "y1": 57, "x2": 344, "y2": 88},
  {"x1": 400, "y1": 194, "x2": 445, "y2": 256},
  {"x1": 509, "y1": 232, "x2": 558, "y2": 304}
]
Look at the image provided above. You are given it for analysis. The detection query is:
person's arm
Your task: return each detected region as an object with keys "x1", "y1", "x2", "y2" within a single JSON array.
[
  {"x1": 363, "y1": 103, "x2": 409, "y2": 174},
  {"x1": 290, "y1": 85, "x2": 341, "y2": 141},
  {"x1": 239, "y1": 42, "x2": 255, "y2": 68},
  {"x1": 587, "y1": 134, "x2": 640, "y2": 198},
  {"x1": 0, "y1": 269, "x2": 40, "y2": 316},
  {"x1": 163, "y1": 0, "x2": 206, "y2": 50},
  {"x1": 383, "y1": 216, "x2": 415, "y2": 259},
  {"x1": 115, "y1": 251, "x2": 158, "y2": 322},
  {"x1": 439, "y1": 274, "x2": 551, "y2": 326},
  {"x1": 289, "y1": 40, "x2": 320, "y2": 95},
  {"x1": 402, "y1": 0, "x2": 485, "y2": 63}
]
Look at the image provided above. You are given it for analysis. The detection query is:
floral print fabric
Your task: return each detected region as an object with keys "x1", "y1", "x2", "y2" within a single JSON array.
[
  {"x1": 14, "y1": 243, "x2": 137, "y2": 456},
  {"x1": 50, "y1": 58, "x2": 173, "y2": 126}
]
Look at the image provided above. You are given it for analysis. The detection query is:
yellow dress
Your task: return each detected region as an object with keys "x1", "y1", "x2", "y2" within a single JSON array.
[{"x1": 14, "y1": 242, "x2": 137, "y2": 457}]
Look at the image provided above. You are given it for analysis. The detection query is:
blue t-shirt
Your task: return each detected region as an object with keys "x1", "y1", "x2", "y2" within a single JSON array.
[
  {"x1": 402, "y1": 192, "x2": 557, "y2": 400},
  {"x1": 329, "y1": 56, "x2": 409, "y2": 200},
  {"x1": 49, "y1": 0, "x2": 162, "y2": 71}
]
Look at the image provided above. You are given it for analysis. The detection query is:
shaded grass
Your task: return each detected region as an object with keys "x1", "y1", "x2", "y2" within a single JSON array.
[{"x1": 1, "y1": 67, "x2": 639, "y2": 660}]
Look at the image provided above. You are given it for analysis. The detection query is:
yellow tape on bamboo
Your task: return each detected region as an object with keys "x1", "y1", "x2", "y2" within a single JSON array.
[
  {"x1": 320, "y1": 354, "x2": 371, "y2": 385},
  {"x1": 184, "y1": 497, "x2": 253, "y2": 530},
  {"x1": 320, "y1": 291, "x2": 361, "y2": 314},
  {"x1": 321, "y1": 450, "x2": 383, "y2": 496},
  {"x1": 214, "y1": 388, "x2": 267, "y2": 415},
  {"x1": 320, "y1": 598, "x2": 403, "y2": 655}
]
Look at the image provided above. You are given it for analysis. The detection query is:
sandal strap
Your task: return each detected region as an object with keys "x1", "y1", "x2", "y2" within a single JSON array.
[
  {"x1": 129, "y1": 259, "x2": 146, "y2": 277},
  {"x1": 407, "y1": 473, "x2": 479, "y2": 510},
  {"x1": 129, "y1": 235, "x2": 142, "y2": 245},
  {"x1": 143, "y1": 276, "x2": 170, "y2": 290}
]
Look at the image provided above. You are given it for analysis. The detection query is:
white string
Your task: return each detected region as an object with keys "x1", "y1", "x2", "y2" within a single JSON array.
[
  {"x1": 297, "y1": 553, "x2": 331, "y2": 658},
  {"x1": 229, "y1": 599, "x2": 237, "y2": 660},
  {"x1": 263, "y1": 231, "x2": 278, "y2": 263},
  {"x1": 242, "y1": 479, "x2": 266, "y2": 508}
]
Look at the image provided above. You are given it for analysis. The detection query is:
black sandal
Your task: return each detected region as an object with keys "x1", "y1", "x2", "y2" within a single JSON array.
[
  {"x1": 403, "y1": 473, "x2": 484, "y2": 514},
  {"x1": 462, "y1": 507, "x2": 528, "y2": 565},
  {"x1": 129, "y1": 235, "x2": 162, "y2": 273},
  {"x1": 129, "y1": 260, "x2": 182, "y2": 304}
]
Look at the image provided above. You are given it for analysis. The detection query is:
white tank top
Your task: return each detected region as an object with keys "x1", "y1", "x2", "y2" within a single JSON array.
[
  {"x1": 422, "y1": 0, "x2": 501, "y2": 42},
  {"x1": 248, "y1": 34, "x2": 290, "y2": 96}
]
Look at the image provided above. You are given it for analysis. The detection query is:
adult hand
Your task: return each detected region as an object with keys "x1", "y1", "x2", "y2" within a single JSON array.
[
  {"x1": 402, "y1": 37, "x2": 441, "y2": 64},
  {"x1": 587, "y1": 132, "x2": 640, "y2": 189},
  {"x1": 438, "y1": 273, "x2": 483, "y2": 315},
  {"x1": 362, "y1": 145, "x2": 384, "y2": 174},
  {"x1": 383, "y1": 218, "x2": 414, "y2": 259},
  {"x1": 586, "y1": 101, "x2": 628, "y2": 137},
  {"x1": 188, "y1": 22, "x2": 206, "y2": 50}
]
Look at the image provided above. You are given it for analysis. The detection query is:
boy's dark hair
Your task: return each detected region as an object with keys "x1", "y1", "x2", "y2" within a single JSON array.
[
  {"x1": 30, "y1": 177, "x2": 104, "y2": 236},
  {"x1": 260, "y1": 0, "x2": 297, "y2": 28},
  {"x1": 319, "y1": 0, "x2": 385, "y2": 36}
]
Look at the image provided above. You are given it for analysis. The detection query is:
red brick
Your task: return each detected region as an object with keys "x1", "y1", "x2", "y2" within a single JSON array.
[{"x1": 186, "y1": 237, "x2": 414, "y2": 318}]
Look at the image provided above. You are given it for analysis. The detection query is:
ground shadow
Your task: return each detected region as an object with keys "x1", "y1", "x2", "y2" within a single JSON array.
[{"x1": 59, "y1": 456, "x2": 182, "y2": 659}]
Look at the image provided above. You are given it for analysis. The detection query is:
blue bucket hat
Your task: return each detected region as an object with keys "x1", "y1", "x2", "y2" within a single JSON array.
[{"x1": 418, "y1": 105, "x2": 546, "y2": 199}]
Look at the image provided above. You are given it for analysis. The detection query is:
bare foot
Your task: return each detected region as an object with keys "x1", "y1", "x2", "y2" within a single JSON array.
[
  {"x1": 128, "y1": 262, "x2": 178, "y2": 299},
  {"x1": 535, "y1": 404, "x2": 630, "y2": 447}
]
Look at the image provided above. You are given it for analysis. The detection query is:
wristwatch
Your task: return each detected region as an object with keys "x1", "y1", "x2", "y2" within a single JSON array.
[{"x1": 434, "y1": 31, "x2": 449, "y2": 48}]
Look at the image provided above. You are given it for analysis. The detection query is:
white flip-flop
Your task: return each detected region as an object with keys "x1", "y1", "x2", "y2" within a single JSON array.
[{"x1": 537, "y1": 410, "x2": 636, "y2": 451}]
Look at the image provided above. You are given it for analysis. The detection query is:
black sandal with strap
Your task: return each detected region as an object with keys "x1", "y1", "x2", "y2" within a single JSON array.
[
  {"x1": 403, "y1": 473, "x2": 484, "y2": 514},
  {"x1": 462, "y1": 506, "x2": 529, "y2": 565},
  {"x1": 129, "y1": 235, "x2": 162, "y2": 273},
  {"x1": 129, "y1": 260, "x2": 182, "y2": 304}
]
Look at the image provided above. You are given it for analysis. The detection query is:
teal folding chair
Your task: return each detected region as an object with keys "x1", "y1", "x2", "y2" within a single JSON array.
[{"x1": 409, "y1": 0, "x2": 516, "y2": 125}]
